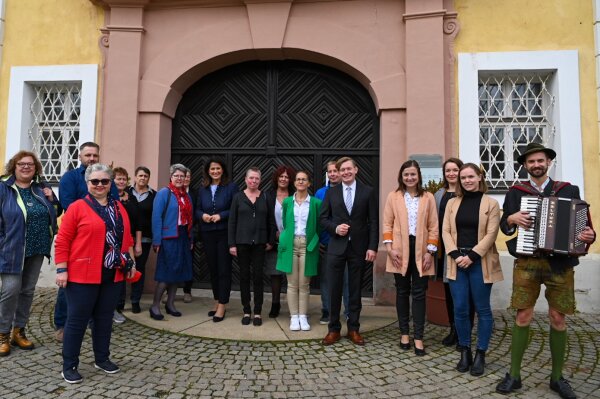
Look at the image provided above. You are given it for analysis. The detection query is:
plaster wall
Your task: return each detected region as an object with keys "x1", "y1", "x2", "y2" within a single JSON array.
[
  {"x1": 454, "y1": 0, "x2": 600, "y2": 313},
  {"x1": 0, "y1": 0, "x2": 104, "y2": 166},
  {"x1": 454, "y1": 0, "x2": 600, "y2": 251}
]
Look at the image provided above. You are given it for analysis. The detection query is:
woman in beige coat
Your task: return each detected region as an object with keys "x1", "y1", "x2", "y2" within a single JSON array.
[
  {"x1": 442, "y1": 163, "x2": 503, "y2": 377},
  {"x1": 383, "y1": 160, "x2": 438, "y2": 356}
]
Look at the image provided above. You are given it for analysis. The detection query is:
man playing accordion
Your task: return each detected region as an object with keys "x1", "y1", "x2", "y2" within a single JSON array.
[{"x1": 496, "y1": 143, "x2": 595, "y2": 399}]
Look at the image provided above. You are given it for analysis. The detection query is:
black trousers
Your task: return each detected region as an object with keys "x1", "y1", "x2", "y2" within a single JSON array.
[
  {"x1": 327, "y1": 240, "x2": 365, "y2": 333},
  {"x1": 237, "y1": 244, "x2": 265, "y2": 314},
  {"x1": 203, "y1": 230, "x2": 232, "y2": 304},
  {"x1": 394, "y1": 237, "x2": 429, "y2": 340}
]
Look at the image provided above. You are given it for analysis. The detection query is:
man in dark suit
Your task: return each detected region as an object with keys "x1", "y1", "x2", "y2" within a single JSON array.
[{"x1": 320, "y1": 157, "x2": 378, "y2": 345}]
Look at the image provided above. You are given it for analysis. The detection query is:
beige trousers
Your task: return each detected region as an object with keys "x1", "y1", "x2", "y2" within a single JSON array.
[{"x1": 286, "y1": 236, "x2": 310, "y2": 315}]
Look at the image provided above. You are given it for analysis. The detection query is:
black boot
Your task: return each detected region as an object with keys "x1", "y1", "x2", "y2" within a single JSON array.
[
  {"x1": 442, "y1": 324, "x2": 457, "y2": 347},
  {"x1": 268, "y1": 302, "x2": 280, "y2": 318},
  {"x1": 456, "y1": 346, "x2": 472, "y2": 373},
  {"x1": 470, "y1": 349, "x2": 486, "y2": 376}
]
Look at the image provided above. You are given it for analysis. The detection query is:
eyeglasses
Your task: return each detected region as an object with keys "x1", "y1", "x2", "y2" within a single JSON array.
[
  {"x1": 16, "y1": 162, "x2": 35, "y2": 168},
  {"x1": 89, "y1": 179, "x2": 111, "y2": 186},
  {"x1": 171, "y1": 175, "x2": 185, "y2": 179}
]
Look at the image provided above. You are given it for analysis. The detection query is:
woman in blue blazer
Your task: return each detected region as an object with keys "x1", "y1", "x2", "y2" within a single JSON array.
[{"x1": 195, "y1": 158, "x2": 238, "y2": 322}]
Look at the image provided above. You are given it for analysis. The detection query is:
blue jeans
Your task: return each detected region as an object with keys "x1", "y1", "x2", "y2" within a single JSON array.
[
  {"x1": 448, "y1": 260, "x2": 493, "y2": 350},
  {"x1": 0, "y1": 255, "x2": 45, "y2": 333},
  {"x1": 319, "y1": 247, "x2": 350, "y2": 318},
  {"x1": 63, "y1": 280, "x2": 123, "y2": 371}
]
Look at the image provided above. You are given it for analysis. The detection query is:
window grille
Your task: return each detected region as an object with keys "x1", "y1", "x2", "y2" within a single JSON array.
[
  {"x1": 478, "y1": 73, "x2": 555, "y2": 191},
  {"x1": 28, "y1": 84, "x2": 81, "y2": 183}
]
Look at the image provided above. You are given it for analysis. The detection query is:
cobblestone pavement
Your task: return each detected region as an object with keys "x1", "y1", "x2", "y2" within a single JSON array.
[{"x1": 2, "y1": 288, "x2": 599, "y2": 398}]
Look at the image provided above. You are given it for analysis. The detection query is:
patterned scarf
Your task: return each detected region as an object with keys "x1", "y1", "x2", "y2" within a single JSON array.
[
  {"x1": 84, "y1": 195, "x2": 124, "y2": 269},
  {"x1": 168, "y1": 182, "x2": 193, "y2": 231}
]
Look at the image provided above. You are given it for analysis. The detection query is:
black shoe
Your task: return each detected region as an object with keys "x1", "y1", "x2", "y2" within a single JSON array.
[
  {"x1": 414, "y1": 347, "x2": 426, "y2": 356},
  {"x1": 149, "y1": 308, "x2": 164, "y2": 321},
  {"x1": 165, "y1": 305, "x2": 182, "y2": 317},
  {"x1": 319, "y1": 311, "x2": 329, "y2": 325},
  {"x1": 253, "y1": 316, "x2": 262, "y2": 326},
  {"x1": 213, "y1": 311, "x2": 226, "y2": 323},
  {"x1": 550, "y1": 376, "x2": 577, "y2": 399},
  {"x1": 208, "y1": 310, "x2": 216, "y2": 317},
  {"x1": 131, "y1": 303, "x2": 141, "y2": 314},
  {"x1": 94, "y1": 359, "x2": 120, "y2": 374},
  {"x1": 61, "y1": 367, "x2": 83, "y2": 384},
  {"x1": 496, "y1": 373, "x2": 522, "y2": 394},
  {"x1": 241, "y1": 314, "x2": 251, "y2": 325},
  {"x1": 456, "y1": 346, "x2": 473, "y2": 373},
  {"x1": 268, "y1": 303, "x2": 280, "y2": 318},
  {"x1": 442, "y1": 325, "x2": 458, "y2": 347},
  {"x1": 470, "y1": 349, "x2": 485, "y2": 376},
  {"x1": 400, "y1": 341, "x2": 411, "y2": 350}
]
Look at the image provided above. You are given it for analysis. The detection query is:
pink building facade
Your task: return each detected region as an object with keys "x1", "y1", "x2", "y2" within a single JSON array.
[{"x1": 92, "y1": 0, "x2": 459, "y2": 303}]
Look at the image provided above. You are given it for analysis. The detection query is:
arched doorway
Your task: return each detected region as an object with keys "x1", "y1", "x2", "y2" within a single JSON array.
[{"x1": 171, "y1": 60, "x2": 379, "y2": 296}]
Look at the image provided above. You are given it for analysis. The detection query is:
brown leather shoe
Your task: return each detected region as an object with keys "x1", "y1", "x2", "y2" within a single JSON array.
[
  {"x1": 11, "y1": 327, "x2": 34, "y2": 350},
  {"x1": 322, "y1": 331, "x2": 341, "y2": 345},
  {"x1": 346, "y1": 330, "x2": 365, "y2": 346},
  {"x1": 0, "y1": 332, "x2": 11, "y2": 356}
]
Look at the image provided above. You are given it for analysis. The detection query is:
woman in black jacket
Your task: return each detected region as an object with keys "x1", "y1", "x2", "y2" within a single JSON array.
[
  {"x1": 228, "y1": 167, "x2": 276, "y2": 326},
  {"x1": 125, "y1": 166, "x2": 156, "y2": 314},
  {"x1": 195, "y1": 158, "x2": 239, "y2": 322}
]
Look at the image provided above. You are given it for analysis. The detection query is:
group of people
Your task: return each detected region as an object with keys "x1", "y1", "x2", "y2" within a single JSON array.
[{"x1": 0, "y1": 141, "x2": 594, "y2": 399}]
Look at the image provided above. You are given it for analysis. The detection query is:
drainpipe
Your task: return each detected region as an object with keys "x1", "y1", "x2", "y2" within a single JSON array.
[
  {"x1": 594, "y1": 0, "x2": 600, "y2": 154},
  {"x1": 0, "y1": 0, "x2": 5, "y2": 68}
]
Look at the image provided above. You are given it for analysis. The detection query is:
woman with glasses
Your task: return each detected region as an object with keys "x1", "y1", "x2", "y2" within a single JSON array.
[
  {"x1": 264, "y1": 165, "x2": 296, "y2": 318},
  {"x1": 195, "y1": 157, "x2": 238, "y2": 322},
  {"x1": 276, "y1": 171, "x2": 321, "y2": 331},
  {"x1": 149, "y1": 164, "x2": 193, "y2": 320},
  {"x1": 55, "y1": 163, "x2": 135, "y2": 383},
  {"x1": 0, "y1": 151, "x2": 61, "y2": 357},
  {"x1": 442, "y1": 163, "x2": 502, "y2": 376},
  {"x1": 228, "y1": 167, "x2": 276, "y2": 326}
]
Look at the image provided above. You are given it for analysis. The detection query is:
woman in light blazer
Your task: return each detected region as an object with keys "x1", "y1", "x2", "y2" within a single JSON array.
[
  {"x1": 383, "y1": 160, "x2": 438, "y2": 356},
  {"x1": 442, "y1": 163, "x2": 503, "y2": 377}
]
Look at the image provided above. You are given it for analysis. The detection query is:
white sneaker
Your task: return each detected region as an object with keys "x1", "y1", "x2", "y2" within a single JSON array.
[
  {"x1": 299, "y1": 315, "x2": 311, "y2": 331},
  {"x1": 290, "y1": 315, "x2": 300, "y2": 331},
  {"x1": 113, "y1": 310, "x2": 126, "y2": 324}
]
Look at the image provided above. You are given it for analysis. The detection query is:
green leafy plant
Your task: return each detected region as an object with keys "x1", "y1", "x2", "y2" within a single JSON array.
[{"x1": 424, "y1": 179, "x2": 444, "y2": 194}]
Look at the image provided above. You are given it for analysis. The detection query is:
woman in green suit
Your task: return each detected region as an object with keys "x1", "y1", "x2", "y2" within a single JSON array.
[{"x1": 276, "y1": 170, "x2": 321, "y2": 332}]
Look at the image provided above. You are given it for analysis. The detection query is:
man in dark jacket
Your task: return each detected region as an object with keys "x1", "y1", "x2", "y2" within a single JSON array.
[
  {"x1": 319, "y1": 157, "x2": 378, "y2": 346},
  {"x1": 496, "y1": 143, "x2": 595, "y2": 399}
]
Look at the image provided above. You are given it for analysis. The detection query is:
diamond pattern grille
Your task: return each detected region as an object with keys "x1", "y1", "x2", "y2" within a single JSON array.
[
  {"x1": 28, "y1": 84, "x2": 81, "y2": 183},
  {"x1": 478, "y1": 73, "x2": 555, "y2": 191},
  {"x1": 173, "y1": 61, "x2": 379, "y2": 295}
]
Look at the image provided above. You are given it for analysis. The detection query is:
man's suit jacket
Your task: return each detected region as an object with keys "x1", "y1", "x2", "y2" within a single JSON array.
[{"x1": 319, "y1": 181, "x2": 379, "y2": 256}]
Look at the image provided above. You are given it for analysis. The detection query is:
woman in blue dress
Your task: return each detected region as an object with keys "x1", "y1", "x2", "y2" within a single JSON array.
[{"x1": 150, "y1": 164, "x2": 193, "y2": 320}]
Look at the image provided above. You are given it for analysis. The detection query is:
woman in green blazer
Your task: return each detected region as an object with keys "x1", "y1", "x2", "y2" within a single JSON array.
[{"x1": 276, "y1": 170, "x2": 321, "y2": 332}]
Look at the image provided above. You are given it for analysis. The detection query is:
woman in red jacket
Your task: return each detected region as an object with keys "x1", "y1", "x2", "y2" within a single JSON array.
[{"x1": 55, "y1": 164, "x2": 136, "y2": 384}]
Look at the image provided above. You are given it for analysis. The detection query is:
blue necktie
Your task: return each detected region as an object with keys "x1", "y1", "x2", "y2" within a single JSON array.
[{"x1": 345, "y1": 186, "x2": 353, "y2": 214}]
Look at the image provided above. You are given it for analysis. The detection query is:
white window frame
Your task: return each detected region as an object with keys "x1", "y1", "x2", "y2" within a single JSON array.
[
  {"x1": 458, "y1": 50, "x2": 584, "y2": 203},
  {"x1": 5, "y1": 64, "x2": 98, "y2": 177}
]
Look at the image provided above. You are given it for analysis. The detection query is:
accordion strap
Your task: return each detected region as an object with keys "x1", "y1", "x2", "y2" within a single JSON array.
[{"x1": 511, "y1": 180, "x2": 571, "y2": 196}]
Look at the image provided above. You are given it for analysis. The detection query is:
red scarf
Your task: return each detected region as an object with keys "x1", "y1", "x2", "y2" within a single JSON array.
[{"x1": 168, "y1": 182, "x2": 193, "y2": 230}]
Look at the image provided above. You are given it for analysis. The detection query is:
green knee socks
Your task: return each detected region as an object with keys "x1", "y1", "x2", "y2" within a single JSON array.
[
  {"x1": 509, "y1": 324, "x2": 530, "y2": 378},
  {"x1": 550, "y1": 327, "x2": 567, "y2": 382}
]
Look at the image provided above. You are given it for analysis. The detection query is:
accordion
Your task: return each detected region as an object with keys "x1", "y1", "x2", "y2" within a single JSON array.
[{"x1": 516, "y1": 196, "x2": 590, "y2": 256}]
